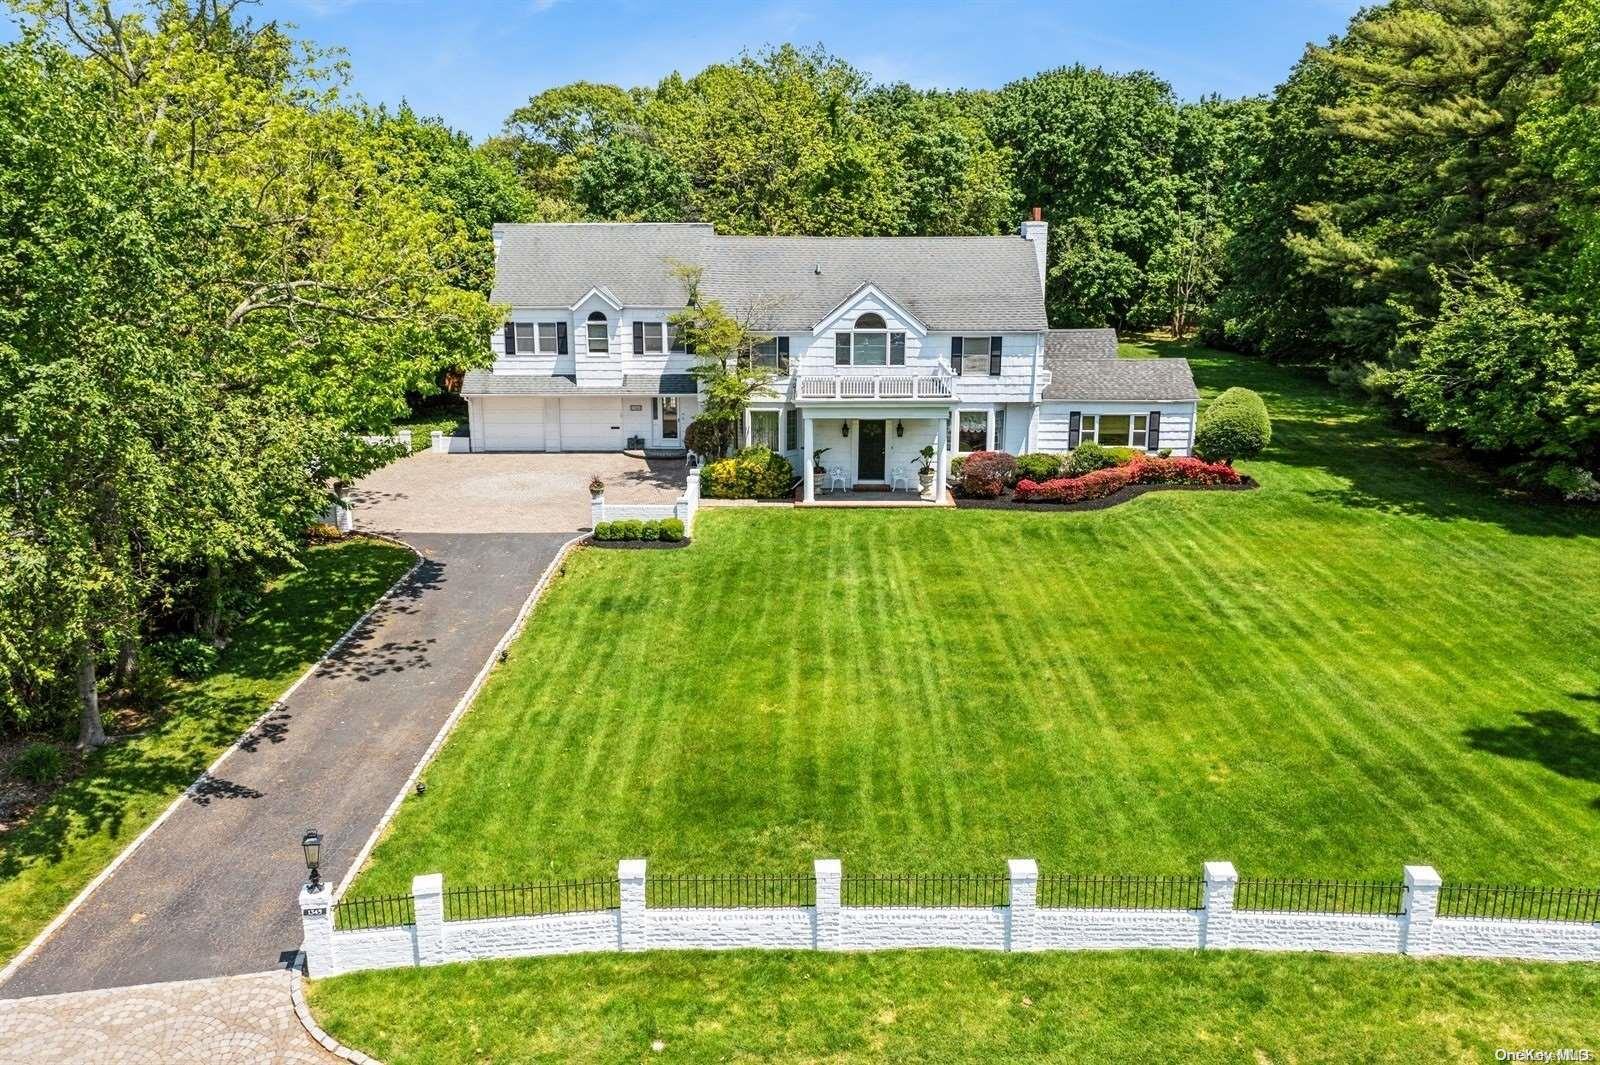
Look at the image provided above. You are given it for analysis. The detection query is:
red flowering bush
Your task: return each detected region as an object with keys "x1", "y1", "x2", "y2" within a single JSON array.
[
  {"x1": 959, "y1": 450, "x2": 1017, "y2": 498},
  {"x1": 1012, "y1": 456, "x2": 1240, "y2": 503}
]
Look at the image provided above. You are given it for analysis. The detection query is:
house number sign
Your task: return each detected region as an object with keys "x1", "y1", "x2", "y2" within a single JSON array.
[{"x1": 302, "y1": 906, "x2": 328, "y2": 917}]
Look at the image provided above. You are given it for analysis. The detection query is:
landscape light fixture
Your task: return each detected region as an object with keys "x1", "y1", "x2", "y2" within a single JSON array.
[{"x1": 302, "y1": 828, "x2": 323, "y2": 891}]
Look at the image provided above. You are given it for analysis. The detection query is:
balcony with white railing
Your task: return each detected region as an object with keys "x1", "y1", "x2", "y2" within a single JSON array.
[{"x1": 793, "y1": 370, "x2": 955, "y2": 402}]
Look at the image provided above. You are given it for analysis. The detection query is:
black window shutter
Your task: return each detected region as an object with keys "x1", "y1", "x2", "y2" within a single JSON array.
[
  {"x1": 652, "y1": 398, "x2": 658, "y2": 419},
  {"x1": 989, "y1": 335, "x2": 1003, "y2": 376},
  {"x1": 1068, "y1": 411, "x2": 1082, "y2": 449},
  {"x1": 503, "y1": 322, "x2": 515, "y2": 356},
  {"x1": 777, "y1": 336, "x2": 790, "y2": 373},
  {"x1": 556, "y1": 322, "x2": 568, "y2": 354},
  {"x1": 1148, "y1": 410, "x2": 1161, "y2": 451},
  {"x1": 950, "y1": 336, "x2": 962, "y2": 375},
  {"x1": 633, "y1": 321, "x2": 644, "y2": 355}
]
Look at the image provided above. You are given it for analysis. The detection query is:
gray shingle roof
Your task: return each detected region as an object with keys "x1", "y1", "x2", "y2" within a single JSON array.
[
  {"x1": 1042, "y1": 357, "x2": 1199, "y2": 403},
  {"x1": 491, "y1": 223, "x2": 1048, "y2": 332},
  {"x1": 461, "y1": 371, "x2": 697, "y2": 396},
  {"x1": 1045, "y1": 328, "x2": 1120, "y2": 359}
]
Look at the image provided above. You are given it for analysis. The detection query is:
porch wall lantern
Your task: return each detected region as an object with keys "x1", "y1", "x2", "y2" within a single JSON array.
[
  {"x1": 841, "y1": 422, "x2": 850, "y2": 438},
  {"x1": 302, "y1": 827, "x2": 323, "y2": 891},
  {"x1": 896, "y1": 421, "x2": 904, "y2": 437}
]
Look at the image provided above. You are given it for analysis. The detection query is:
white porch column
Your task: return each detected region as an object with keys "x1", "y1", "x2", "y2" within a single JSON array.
[
  {"x1": 933, "y1": 417, "x2": 948, "y2": 503},
  {"x1": 802, "y1": 413, "x2": 815, "y2": 503}
]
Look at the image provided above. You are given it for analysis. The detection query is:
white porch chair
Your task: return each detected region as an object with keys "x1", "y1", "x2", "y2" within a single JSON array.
[
  {"x1": 889, "y1": 463, "x2": 912, "y2": 493},
  {"x1": 826, "y1": 466, "x2": 848, "y2": 493}
]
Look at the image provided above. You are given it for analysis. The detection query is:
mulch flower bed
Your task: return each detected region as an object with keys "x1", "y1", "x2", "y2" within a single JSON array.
[
  {"x1": 955, "y1": 476, "x2": 1259, "y2": 512},
  {"x1": 586, "y1": 537, "x2": 692, "y2": 550}
]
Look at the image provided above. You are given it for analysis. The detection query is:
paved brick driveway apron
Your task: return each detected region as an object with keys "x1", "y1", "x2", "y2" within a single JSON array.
[{"x1": 0, "y1": 453, "x2": 684, "y2": 1060}]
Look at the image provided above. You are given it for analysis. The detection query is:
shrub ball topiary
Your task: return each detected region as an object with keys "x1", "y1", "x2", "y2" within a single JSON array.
[
  {"x1": 640, "y1": 519, "x2": 661, "y2": 540},
  {"x1": 659, "y1": 517, "x2": 685, "y2": 542},
  {"x1": 1066, "y1": 441, "x2": 1118, "y2": 477},
  {"x1": 9, "y1": 742, "x2": 65, "y2": 785},
  {"x1": 620, "y1": 518, "x2": 644, "y2": 540},
  {"x1": 1195, "y1": 387, "x2": 1271, "y2": 464},
  {"x1": 1015, "y1": 452, "x2": 1064, "y2": 483},
  {"x1": 959, "y1": 451, "x2": 1017, "y2": 498}
]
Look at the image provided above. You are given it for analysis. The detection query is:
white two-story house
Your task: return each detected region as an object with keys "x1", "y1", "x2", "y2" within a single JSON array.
[{"x1": 461, "y1": 215, "x2": 1199, "y2": 501}]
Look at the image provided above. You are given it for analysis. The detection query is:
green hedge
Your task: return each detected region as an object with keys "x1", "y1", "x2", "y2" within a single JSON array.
[{"x1": 593, "y1": 518, "x2": 686, "y2": 543}]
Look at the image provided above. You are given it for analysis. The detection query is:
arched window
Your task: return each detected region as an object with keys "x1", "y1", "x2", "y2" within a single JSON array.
[
  {"x1": 586, "y1": 311, "x2": 608, "y2": 353},
  {"x1": 835, "y1": 312, "x2": 901, "y2": 367}
]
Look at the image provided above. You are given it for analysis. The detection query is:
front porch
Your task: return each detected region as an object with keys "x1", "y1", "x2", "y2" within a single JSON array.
[{"x1": 799, "y1": 405, "x2": 951, "y2": 504}]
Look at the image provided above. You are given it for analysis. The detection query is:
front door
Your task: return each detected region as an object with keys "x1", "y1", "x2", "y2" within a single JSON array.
[{"x1": 858, "y1": 419, "x2": 886, "y2": 482}]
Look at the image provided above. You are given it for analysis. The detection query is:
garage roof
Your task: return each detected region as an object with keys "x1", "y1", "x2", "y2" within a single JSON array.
[
  {"x1": 461, "y1": 371, "x2": 698, "y2": 396},
  {"x1": 491, "y1": 223, "x2": 1048, "y2": 332},
  {"x1": 1044, "y1": 328, "x2": 1120, "y2": 359}
]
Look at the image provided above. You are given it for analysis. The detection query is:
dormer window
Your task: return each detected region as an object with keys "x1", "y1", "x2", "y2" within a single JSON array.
[
  {"x1": 586, "y1": 311, "x2": 608, "y2": 354},
  {"x1": 834, "y1": 313, "x2": 906, "y2": 368}
]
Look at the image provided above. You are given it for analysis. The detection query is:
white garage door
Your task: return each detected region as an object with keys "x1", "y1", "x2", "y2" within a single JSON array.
[
  {"x1": 558, "y1": 398, "x2": 625, "y2": 451},
  {"x1": 1037, "y1": 403, "x2": 1075, "y2": 452},
  {"x1": 479, "y1": 398, "x2": 545, "y2": 451}
]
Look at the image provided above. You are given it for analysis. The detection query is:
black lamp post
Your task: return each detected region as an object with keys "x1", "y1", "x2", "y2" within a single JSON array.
[{"x1": 302, "y1": 828, "x2": 323, "y2": 891}]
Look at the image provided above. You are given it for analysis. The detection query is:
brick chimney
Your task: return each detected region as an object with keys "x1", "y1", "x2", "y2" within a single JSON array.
[{"x1": 1019, "y1": 207, "x2": 1047, "y2": 293}]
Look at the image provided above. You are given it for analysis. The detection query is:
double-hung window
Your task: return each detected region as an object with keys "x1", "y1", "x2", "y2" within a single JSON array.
[
  {"x1": 749, "y1": 410, "x2": 780, "y2": 451},
  {"x1": 510, "y1": 322, "x2": 562, "y2": 355},
  {"x1": 587, "y1": 312, "x2": 608, "y2": 354},
  {"x1": 834, "y1": 313, "x2": 905, "y2": 367},
  {"x1": 750, "y1": 337, "x2": 790, "y2": 372},
  {"x1": 638, "y1": 322, "x2": 664, "y2": 354},
  {"x1": 668, "y1": 324, "x2": 688, "y2": 354},
  {"x1": 1091, "y1": 414, "x2": 1149, "y2": 448},
  {"x1": 954, "y1": 336, "x2": 1001, "y2": 376}
]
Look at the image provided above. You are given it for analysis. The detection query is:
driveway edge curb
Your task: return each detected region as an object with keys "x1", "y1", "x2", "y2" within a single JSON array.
[
  {"x1": 333, "y1": 534, "x2": 588, "y2": 898},
  {"x1": 292, "y1": 955, "x2": 381, "y2": 1065},
  {"x1": 0, "y1": 536, "x2": 424, "y2": 993}
]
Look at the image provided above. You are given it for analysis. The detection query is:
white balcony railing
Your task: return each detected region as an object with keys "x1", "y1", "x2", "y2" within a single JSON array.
[{"x1": 793, "y1": 371, "x2": 955, "y2": 402}]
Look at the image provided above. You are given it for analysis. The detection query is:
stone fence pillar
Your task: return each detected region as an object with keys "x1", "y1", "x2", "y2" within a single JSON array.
[
  {"x1": 590, "y1": 492, "x2": 605, "y2": 530},
  {"x1": 1007, "y1": 859, "x2": 1039, "y2": 952},
  {"x1": 299, "y1": 883, "x2": 335, "y2": 978},
  {"x1": 1402, "y1": 865, "x2": 1441, "y2": 956},
  {"x1": 1201, "y1": 861, "x2": 1238, "y2": 950},
  {"x1": 413, "y1": 873, "x2": 445, "y2": 966},
  {"x1": 814, "y1": 858, "x2": 842, "y2": 951},
  {"x1": 618, "y1": 858, "x2": 647, "y2": 952}
]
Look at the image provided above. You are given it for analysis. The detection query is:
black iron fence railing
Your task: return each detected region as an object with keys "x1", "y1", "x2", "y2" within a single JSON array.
[
  {"x1": 645, "y1": 874, "x2": 817, "y2": 909},
  {"x1": 1437, "y1": 883, "x2": 1600, "y2": 924},
  {"x1": 444, "y1": 879, "x2": 620, "y2": 921},
  {"x1": 1234, "y1": 877, "x2": 1405, "y2": 916},
  {"x1": 1036, "y1": 874, "x2": 1204, "y2": 911},
  {"x1": 332, "y1": 892, "x2": 415, "y2": 931},
  {"x1": 840, "y1": 874, "x2": 1010, "y2": 908}
]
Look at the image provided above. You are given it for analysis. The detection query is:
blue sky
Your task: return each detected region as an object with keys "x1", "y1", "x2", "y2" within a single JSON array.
[{"x1": 23, "y1": 1, "x2": 1365, "y2": 140}]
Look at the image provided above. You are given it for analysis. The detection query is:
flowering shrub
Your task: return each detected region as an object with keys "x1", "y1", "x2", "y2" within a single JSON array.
[
  {"x1": 959, "y1": 450, "x2": 1017, "y2": 498},
  {"x1": 1013, "y1": 456, "x2": 1241, "y2": 503},
  {"x1": 701, "y1": 446, "x2": 795, "y2": 498}
]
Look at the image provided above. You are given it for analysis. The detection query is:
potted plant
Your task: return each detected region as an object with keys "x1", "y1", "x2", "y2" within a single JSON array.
[
  {"x1": 588, "y1": 474, "x2": 605, "y2": 499},
  {"x1": 811, "y1": 447, "x2": 831, "y2": 497},
  {"x1": 916, "y1": 445, "x2": 936, "y2": 499}
]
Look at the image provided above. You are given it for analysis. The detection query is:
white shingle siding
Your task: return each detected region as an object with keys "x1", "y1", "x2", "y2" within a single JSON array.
[{"x1": 1037, "y1": 402, "x2": 1196, "y2": 456}]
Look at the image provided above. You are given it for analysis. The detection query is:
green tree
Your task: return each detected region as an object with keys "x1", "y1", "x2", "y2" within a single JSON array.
[
  {"x1": 666, "y1": 266, "x2": 778, "y2": 457},
  {"x1": 575, "y1": 136, "x2": 694, "y2": 221},
  {"x1": 989, "y1": 65, "x2": 1180, "y2": 326}
]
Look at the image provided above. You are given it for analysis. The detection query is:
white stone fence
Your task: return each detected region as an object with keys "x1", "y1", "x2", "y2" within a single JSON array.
[
  {"x1": 299, "y1": 858, "x2": 1600, "y2": 979},
  {"x1": 589, "y1": 470, "x2": 700, "y2": 536}
]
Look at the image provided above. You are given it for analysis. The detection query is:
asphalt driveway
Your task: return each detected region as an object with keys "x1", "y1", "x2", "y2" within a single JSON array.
[{"x1": 1, "y1": 453, "x2": 681, "y2": 997}]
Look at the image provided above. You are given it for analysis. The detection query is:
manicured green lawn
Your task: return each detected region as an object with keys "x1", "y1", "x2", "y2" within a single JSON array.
[
  {"x1": 309, "y1": 948, "x2": 1600, "y2": 1064},
  {"x1": 347, "y1": 344, "x2": 1600, "y2": 893},
  {"x1": 0, "y1": 537, "x2": 415, "y2": 964}
]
